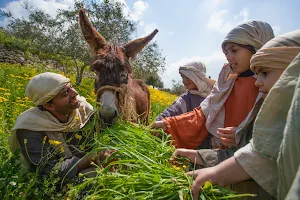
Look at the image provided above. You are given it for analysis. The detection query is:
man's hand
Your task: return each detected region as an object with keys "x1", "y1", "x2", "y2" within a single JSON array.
[
  {"x1": 217, "y1": 127, "x2": 237, "y2": 147},
  {"x1": 170, "y1": 148, "x2": 203, "y2": 165}
]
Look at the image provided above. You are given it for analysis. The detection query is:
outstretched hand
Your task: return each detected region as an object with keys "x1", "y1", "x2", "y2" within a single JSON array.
[
  {"x1": 150, "y1": 120, "x2": 166, "y2": 130},
  {"x1": 170, "y1": 148, "x2": 203, "y2": 166},
  {"x1": 96, "y1": 149, "x2": 118, "y2": 171}
]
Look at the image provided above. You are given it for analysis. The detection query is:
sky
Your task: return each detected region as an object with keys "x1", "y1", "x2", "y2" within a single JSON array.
[{"x1": 0, "y1": 0, "x2": 300, "y2": 88}]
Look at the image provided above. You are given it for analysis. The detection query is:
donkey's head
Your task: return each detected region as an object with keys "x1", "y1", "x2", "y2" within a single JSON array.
[{"x1": 79, "y1": 9, "x2": 158, "y2": 124}]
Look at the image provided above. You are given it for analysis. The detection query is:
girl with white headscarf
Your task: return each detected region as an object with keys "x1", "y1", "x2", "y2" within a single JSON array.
[{"x1": 155, "y1": 61, "x2": 215, "y2": 121}]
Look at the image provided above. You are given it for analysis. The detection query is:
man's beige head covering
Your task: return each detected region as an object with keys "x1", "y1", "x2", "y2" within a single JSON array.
[
  {"x1": 222, "y1": 20, "x2": 274, "y2": 51},
  {"x1": 26, "y1": 72, "x2": 70, "y2": 105},
  {"x1": 251, "y1": 30, "x2": 300, "y2": 73},
  {"x1": 179, "y1": 61, "x2": 214, "y2": 98}
]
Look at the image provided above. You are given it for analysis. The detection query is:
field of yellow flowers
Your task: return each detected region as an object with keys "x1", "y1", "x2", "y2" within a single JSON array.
[{"x1": 0, "y1": 63, "x2": 182, "y2": 199}]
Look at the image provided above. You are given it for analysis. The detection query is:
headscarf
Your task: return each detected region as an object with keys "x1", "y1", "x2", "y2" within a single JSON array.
[
  {"x1": 179, "y1": 61, "x2": 214, "y2": 98},
  {"x1": 200, "y1": 21, "x2": 274, "y2": 141},
  {"x1": 250, "y1": 30, "x2": 300, "y2": 161},
  {"x1": 222, "y1": 20, "x2": 275, "y2": 52},
  {"x1": 25, "y1": 72, "x2": 70, "y2": 105}
]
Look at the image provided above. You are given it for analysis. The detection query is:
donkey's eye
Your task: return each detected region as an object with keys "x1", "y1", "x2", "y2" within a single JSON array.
[{"x1": 120, "y1": 71, "x2": 128, "y2": 78}]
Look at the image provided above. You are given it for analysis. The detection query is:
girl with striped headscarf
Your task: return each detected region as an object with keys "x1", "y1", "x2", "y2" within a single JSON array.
[{"x1": 152, "y1": 21, "x2": 274, "y2": 150}]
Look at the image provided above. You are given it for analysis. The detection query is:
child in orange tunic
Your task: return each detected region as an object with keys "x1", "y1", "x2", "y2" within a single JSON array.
[{"x1": 152, "y1": 21, "x2": 274, "y2": 149}]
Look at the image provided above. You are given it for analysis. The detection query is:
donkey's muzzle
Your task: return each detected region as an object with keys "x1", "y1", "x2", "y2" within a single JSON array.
[{"x1": 99, "y1": 105, "x2": 119, "y2": 124}]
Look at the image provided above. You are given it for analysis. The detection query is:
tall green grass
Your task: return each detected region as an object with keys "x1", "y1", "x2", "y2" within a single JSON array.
[{"x1": 0, "y1": 63, "x2": 255, "y2": 199}]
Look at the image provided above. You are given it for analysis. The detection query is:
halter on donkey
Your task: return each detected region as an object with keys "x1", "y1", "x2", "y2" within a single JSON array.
[{"x1": 79, "y1": 9, "x2": 158, "y2": 124}]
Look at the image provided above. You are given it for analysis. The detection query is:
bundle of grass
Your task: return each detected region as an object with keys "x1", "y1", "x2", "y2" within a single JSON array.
[{"x1": 66, "y1": 119, "x2": 255, "y2": 199}]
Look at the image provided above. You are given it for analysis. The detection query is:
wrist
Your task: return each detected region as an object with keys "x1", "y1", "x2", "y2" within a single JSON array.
[{"x1": 213, "y1": 165, "x2": 226, "y2": 186}]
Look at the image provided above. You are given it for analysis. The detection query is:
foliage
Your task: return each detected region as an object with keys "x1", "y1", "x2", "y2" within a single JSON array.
[
  {"x1": 132, "y1": 42, "x2": 166, "y2": 88},
  {"x1": 171, "y1": 79, "x2": 186, "y2": 95},
  {"x1": 1, "y1": 0, "x2": 166, "y2": 86}
]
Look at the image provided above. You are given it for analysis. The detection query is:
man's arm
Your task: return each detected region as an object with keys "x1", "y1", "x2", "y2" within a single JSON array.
[{"x1": 16, "y1": 129, "x2": 80, "y2": 178}]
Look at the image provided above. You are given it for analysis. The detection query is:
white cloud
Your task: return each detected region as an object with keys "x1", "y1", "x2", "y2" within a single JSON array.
[
  {"x1": 208, "y1": 8, "x2": 249, "y2": 34},
  {"x1": 0, "y1": 0, "x2": 74, "y2": 27},
  {"x1": 167, "y1": 31, "x2": 174, "y2": 36},
  {"x1": 113, "y1": 0, "x2": 151, "y2": 35},
  {"x1": 116, "y1": 0, "x2": 148, "y2": 22},
  {"x1": 163, "y1": 51, "x2": 226, "y2": 88},
  {"x1": 214, "y1": 0, "x2": 224, "y2": 5},
  {"x1": 4, "y1": 0, "x2": 73, "y2": 18},
  {"x1": 131, "y1": 1, "x2": 148, "y2": 21}
]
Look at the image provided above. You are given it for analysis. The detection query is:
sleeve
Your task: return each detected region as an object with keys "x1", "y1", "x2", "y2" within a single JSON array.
[
  {"x1": 162, "y1": 107, "x2": 208, "y2": 149},
  {"x1": 155, "y1": 97, "x2": 186, "y2": 121},
  {"x1": 197, "y1": 147, "x2": 236, "y2": 167},
  {"x1": 16, "y1": 129, "x2": 80, "y2": 179},
  {"x1": 234, "y1": 143, "x2": 278, "y2": 198},
  {"x1": 285, "y1": 166, "x2": 300, "y2": 200}
]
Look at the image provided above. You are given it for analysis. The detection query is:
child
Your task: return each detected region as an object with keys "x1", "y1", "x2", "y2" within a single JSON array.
[
  {"x1": 155, "y1": 61, "x2": 215, "y2": 120},
  {"x1": 186, "y1": 30, "x2": 300, "y2": 200},
  {"x1": 152, "y1": 21, "x2": 274, "y2": 150}
]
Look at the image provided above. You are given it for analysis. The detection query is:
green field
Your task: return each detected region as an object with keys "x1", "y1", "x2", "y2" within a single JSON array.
[{"x1": 0, "y1": 63, "x2": 254, "y2": 199}]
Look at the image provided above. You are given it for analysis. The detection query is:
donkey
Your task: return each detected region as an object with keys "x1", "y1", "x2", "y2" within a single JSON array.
[{"x1": 79, "y1": 9, "x2": 157, "y2": 124}]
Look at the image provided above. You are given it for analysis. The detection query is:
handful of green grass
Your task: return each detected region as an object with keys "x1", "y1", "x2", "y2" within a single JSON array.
[{"x1": 67, "y1": 121, "x2": 255, "y2": 199}]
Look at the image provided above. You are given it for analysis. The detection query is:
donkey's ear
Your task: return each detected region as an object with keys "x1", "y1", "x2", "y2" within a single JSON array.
[
  {"x1": 79, "y1": 8, "x2": 107, "y2": 56},
  {"x1": 123, "y1": 29, "x2": 158, "y2": 59}
]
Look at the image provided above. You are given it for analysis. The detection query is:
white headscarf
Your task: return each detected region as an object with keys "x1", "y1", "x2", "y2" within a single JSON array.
[{"x1": 179, "y1": 61, "x2": 214, "y2": 98}]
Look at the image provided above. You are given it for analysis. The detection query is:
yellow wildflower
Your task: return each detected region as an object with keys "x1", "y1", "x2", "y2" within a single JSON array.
[
  {"x1": 0, "y1": 97, "x2": 9, "y2": 102},
  {"x1": 9, "y1": 74, "x2": 15, "y2": 77},
  {"x1": 43, "y1": 136, "x2": 47, "y2": 144},
  {"x1": 75, "y1": 116, "x2": 80, "y2": 120},
  {"x1": 49, "y1": 140, "x2": 62, "y2": 145},
  {"x1": 183, "y1": 165, "x2": 187, "y2": 169},
  {"x1": 74, "y1": 133, "x2": 82, "y2": 140},
  {"x1": 173, "y1": 165, "x2": 180, "y2": 170},
  {"x1": 0, "y1": 88, "x2": 9, "y2": 91},
  {"x1": 60, "y1": 146, "x2": 65, "y2": 153}
]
